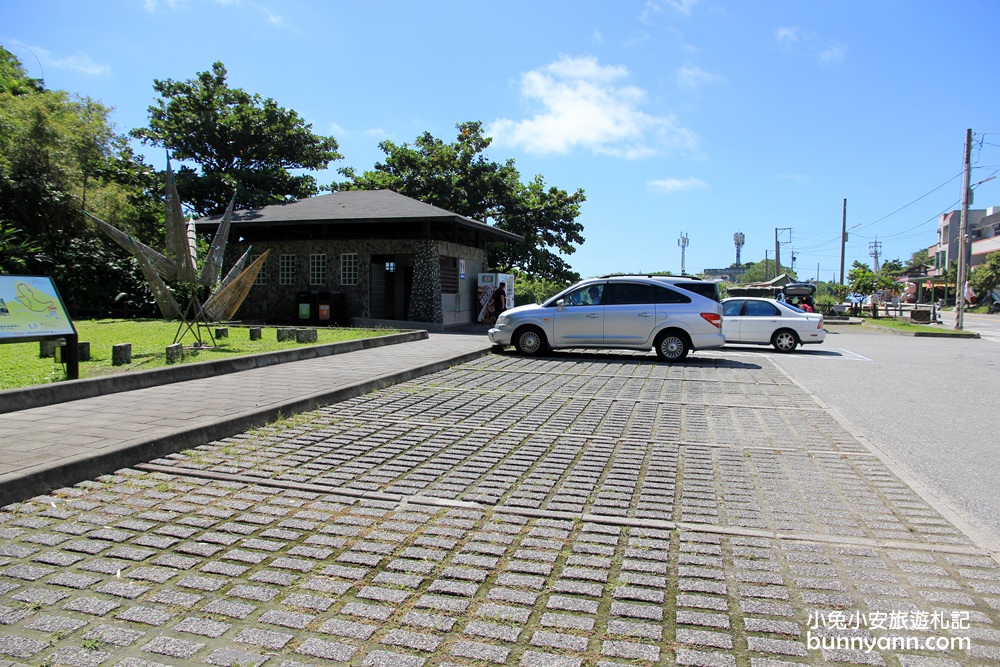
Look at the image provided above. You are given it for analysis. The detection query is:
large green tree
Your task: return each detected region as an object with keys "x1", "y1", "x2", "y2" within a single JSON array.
[
  {"x1": 969, "y1": 251, "x2": 1000, "y2": 301},
  {"x1": 905, "y1": 248, "x2": 930, "y2": 273},
  {"x1": 336, "y1": 121, "x2": 586, "y2": 283},
  {"x1": 0, "y1": 45, "x2": 159, "y2": 314},
  {"x1": 737, "y1": 259, "x2": 795, "y2": 284},
  {"x1": 133, "y1": 61, "x2": 342, "y2": 217}
]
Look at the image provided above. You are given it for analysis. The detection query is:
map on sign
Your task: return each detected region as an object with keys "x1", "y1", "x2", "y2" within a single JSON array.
[{"x1": 0, "y1": 276, "x2": 75, "y2": 340}]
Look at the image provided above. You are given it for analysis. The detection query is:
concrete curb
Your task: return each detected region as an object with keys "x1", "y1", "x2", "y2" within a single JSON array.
[
  {"x1": 0, "y1": 330, "x2": 428, "y2": 415},
  {"x1": 0, "y1": 344, "x2": 490, "y2": 507},
  {"x1": 861, "y1": 322, "x2": 981, "y2": 338}
]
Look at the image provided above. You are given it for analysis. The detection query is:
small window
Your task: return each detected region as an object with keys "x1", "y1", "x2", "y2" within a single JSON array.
[
  {"x1": 309, "y1": 254, "x2": 327, "y2": 286},
  {"x1": 655, "y1": 285, "x2": 691, "y2": 304},
  {"x1": 341, "y1": 253, "x2": 358, "y2": 286},
  {"x1": 675, "y1": 282, "x2": 719, "y2": 302},
  {"x1": 723, "y1": 300, "x2": 744, "y2": 317},
  {"x1": 279, "y1": 254, "x2": 296, "y2": 285},
  {"x1": 745, "y1": 300, "x2": 780, "y2": 317},
  {"x1": 440, "y1": 258, "x2": 459, "y2": 294},
  {"x1": 252, "y1": 254, "x2": 267, "y2": 286},
  {"x1": 604, "y1": 283, "x2": 653, "y2": 306},
  {"x1": 564, "y1": 284, "x2": 604, "y2": 306}
]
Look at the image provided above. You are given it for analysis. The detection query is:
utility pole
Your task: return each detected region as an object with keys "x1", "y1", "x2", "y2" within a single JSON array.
[
  {"x1": 678, "y1": 232, "x2": 689, "y2": 276},
  {"x1": 765, "y1": 250, "x2": 770, "y2": 281},
  {"x1": 775, "y1": 227, "x2": 791, "y2": 276},
  {"x1": 839, "y1": 198, "x2": 847, "y2": 284},
  {"x1": 956, "y1": 128, "x2": 973, "y2": 330},
  {"x1": 869, "y1": 239, "x2": 882, "y2": 271},
  {"x1": 774, "y1": 229, "x2": 780, "y2": 277}
]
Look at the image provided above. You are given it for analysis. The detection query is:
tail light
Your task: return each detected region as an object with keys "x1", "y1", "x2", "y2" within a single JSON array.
[
  {"x1": 701, "y1": 313, "x2": 722, "y2": 328},
  {"x1": 818, "y1": 316, "x2": 824, "y2": 329}
]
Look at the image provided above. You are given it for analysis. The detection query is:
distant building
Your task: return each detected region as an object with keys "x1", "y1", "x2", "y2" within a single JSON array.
[
  {"x1": 932, "y1": 206, "x2": 1000, "y2": 275},
  {"x1": 703, "y1": 264, "x2": 750, "y2": 282},
  {"x1": 194, "y1": 190, "x2": 521, "y2": 329}
]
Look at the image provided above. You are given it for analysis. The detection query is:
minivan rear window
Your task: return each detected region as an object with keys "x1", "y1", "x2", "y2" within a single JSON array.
[{"x1": 669, "y1": 282, "x2": 719, "y2": 302}]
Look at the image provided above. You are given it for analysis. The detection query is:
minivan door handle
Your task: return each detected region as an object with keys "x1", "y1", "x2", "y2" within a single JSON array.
[{"x1": 587, "y1": 313, "x2": 600, "y2": 319}]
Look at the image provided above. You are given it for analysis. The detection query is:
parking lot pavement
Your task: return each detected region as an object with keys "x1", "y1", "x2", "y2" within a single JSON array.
[{"x1": 2, "y1": 350, "x2": 999, "y2": 666}]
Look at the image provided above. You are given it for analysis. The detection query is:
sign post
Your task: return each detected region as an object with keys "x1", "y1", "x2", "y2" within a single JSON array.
[{"x1": 0, "y1": 276, "x2": 79, "y2": 379}]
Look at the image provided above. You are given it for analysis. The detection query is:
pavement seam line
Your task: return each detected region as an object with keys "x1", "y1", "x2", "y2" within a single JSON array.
[
  {"x1": 319, "y1": 414, "x2": 876, "y2": 457},
  {"x1": 133, "y1": 463, "x2": 990, "y2": 558}
]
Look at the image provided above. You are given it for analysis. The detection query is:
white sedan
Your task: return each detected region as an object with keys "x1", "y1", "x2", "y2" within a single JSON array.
[{"x1": 721, "y1": 297, "x2": 826, "y2": 352}]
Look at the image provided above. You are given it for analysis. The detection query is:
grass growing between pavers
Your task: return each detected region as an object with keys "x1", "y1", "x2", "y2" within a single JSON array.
[{"x1": 0, "y1": 318, "x2": 400, "y2": 390}]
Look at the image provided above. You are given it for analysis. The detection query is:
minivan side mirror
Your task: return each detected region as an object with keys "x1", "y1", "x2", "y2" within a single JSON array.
[{"x1": 556, "y1": 299, "x2": 566, "y2": 310}]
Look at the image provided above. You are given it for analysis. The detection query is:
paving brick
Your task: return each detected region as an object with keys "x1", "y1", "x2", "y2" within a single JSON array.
[
  {"x1": 450, "y1": 640, "x2": 510, "y2": 663},
  {"x1": 531, "y1": 629, "x2": 590, "y2": 652},
  {"x1": 383, "y1": 629, "x2": 442, "y2": 651}
]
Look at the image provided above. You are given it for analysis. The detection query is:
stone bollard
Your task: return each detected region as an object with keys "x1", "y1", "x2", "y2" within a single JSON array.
[
  {"x1": 165, "y1": 343, "x2": 183, "y2": 364},
  {"x1": 215, "y1": 327, "x2": 228, "y2": 339},
  {"x1": 77, "y1": 341, "x2": 91, "y2": 362},
  {"x1": 39, "y1": 339, "x2": 62, "y2": 358},
  {"x1": 249, "y1": 327, "x2": 262, "y2": 341},
  {"x1": 296, "y1": 328, "x2": 318, "y2": 343},
  {"x1": 277, "y1": 328, "x2": 296, "y2": 342},
  {"x1": 112, "y1": 343, "x2": 132, "y2": 366}
]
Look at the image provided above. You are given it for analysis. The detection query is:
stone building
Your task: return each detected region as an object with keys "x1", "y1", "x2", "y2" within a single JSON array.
[{"x1": 194, "y1": 190, "x2": 521, "y2": 328}]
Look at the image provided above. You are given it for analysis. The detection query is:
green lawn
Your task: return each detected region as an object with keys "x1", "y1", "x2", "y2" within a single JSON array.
[{"x1": 0, "y1": 319, "x2": 399, "y2": 390}]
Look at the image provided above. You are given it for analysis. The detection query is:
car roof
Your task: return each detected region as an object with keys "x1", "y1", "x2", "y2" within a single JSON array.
[{"x1": 598, "y1": 274, "x2": 708, "y2": 282}]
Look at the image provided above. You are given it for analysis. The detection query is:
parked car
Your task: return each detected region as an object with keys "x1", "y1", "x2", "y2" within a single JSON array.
[
  {"x1": 782, "y1": 282, "x2": 816, "y2": 310},
  {"x1": 721, "y1": 296, "x2": 826, "y2": 352},
  {"x1": 606, "y1": 274, "x2": 722, "y2": 303},
  {"x1": 488, "y1": 276, "x2": 725, "y2": 361}
]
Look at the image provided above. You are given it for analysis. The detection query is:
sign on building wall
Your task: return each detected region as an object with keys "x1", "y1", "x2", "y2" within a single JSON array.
[{"x1": 0, "y1": 276, "x2": 75, "y2": 341}]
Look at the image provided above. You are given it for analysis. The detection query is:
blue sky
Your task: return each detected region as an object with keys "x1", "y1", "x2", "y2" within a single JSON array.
[{"x1": 3, "y1": 0, "x2": 999, "y2": 280}]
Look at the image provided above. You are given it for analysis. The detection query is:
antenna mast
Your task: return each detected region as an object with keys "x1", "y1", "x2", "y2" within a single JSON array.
[{"x1": 678, "y1": 232, "x2": 689, "y2": 276}]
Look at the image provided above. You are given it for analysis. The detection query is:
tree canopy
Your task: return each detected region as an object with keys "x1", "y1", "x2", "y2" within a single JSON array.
[
  {"x1": 737, "y1": 259, "x2": 795, "y2": 284},
  {"x1": 336, "y1": 121, "x2": 586, "y2": 283},
  {"x1": 847, "y1": 260, "x2": 901, "y2": 299},
  {"x1": 132, "y1": 61, "x2": 342, "y2": 217},
  {"x1": 0, "y1": 45, "x2": 159, "y2": 313},
  {"x1": 969, "y1": 251, "x2": 1000, "y2": 300}
]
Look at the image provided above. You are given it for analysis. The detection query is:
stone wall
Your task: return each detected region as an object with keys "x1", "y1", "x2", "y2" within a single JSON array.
[{"x1": 228, "y1": 238, "x2": 485, "y2": 325}]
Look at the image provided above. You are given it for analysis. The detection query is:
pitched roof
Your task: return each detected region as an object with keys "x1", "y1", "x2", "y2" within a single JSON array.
[{"x1": 193, "y1": 189, "x2": 521, "y2": 243}]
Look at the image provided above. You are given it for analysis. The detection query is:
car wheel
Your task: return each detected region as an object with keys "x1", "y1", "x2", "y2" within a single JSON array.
[
  {"x1": 655, "y1": 330, "x2": 689, "y2": 362},
  {"x1": 771, "y1": 329, "x2": 799, "y2": 352},
  {"x1": 513, "y1": 326, "x2": 547, "y2": 356}
]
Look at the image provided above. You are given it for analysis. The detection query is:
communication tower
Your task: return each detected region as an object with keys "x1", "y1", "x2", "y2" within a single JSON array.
[
  {"x1": 734, "y1": 232, "x2": 745, "y2": 266},
  {"x1": 678, "y1": 232, "x2": 689, "y2": 276}
]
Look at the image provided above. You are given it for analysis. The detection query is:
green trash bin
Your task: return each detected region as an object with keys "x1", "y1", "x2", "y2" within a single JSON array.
[{"x1": 296, "y1": 292, "x2": 312, "y2": 322}]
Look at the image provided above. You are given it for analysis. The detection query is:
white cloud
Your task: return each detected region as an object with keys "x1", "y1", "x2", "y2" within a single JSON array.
[
  {"x1": 640, "y1": 0, "x2": 699, "y2": 22},
  {"x1": 363, "y1": 128, "x2": 387, "y2": 138},
  {"x1": 819, "y1": 40, "x2": 847, "y2": 64},
  {"x1": 774, "y1": 26, "x2": 847, "y2": 64},
  {"x1": 143, "y1": 0, "x2": 289, "y2": 29},
  {"x1": 676, "y1": 64, "x2": 726, "y2": 89},
  {"x1": 9, "y1": 41, "x2": 109, "y2": 76},
  {"x1": 489, "y1": 55, "x2": 698, "y2": 159},
  {"x1": 648, "y1": 177, "x2": 708, "y2": 193}
]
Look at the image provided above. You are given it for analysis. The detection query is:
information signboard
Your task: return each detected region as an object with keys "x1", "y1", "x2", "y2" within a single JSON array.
[{"x1": 0, "y1": 276, "x2": 76, "y2": 341}]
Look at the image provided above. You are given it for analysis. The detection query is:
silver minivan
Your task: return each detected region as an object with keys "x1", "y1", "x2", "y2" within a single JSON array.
[{"x1": 488, "y1": 276, "x2": 725, "y2": 361}]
